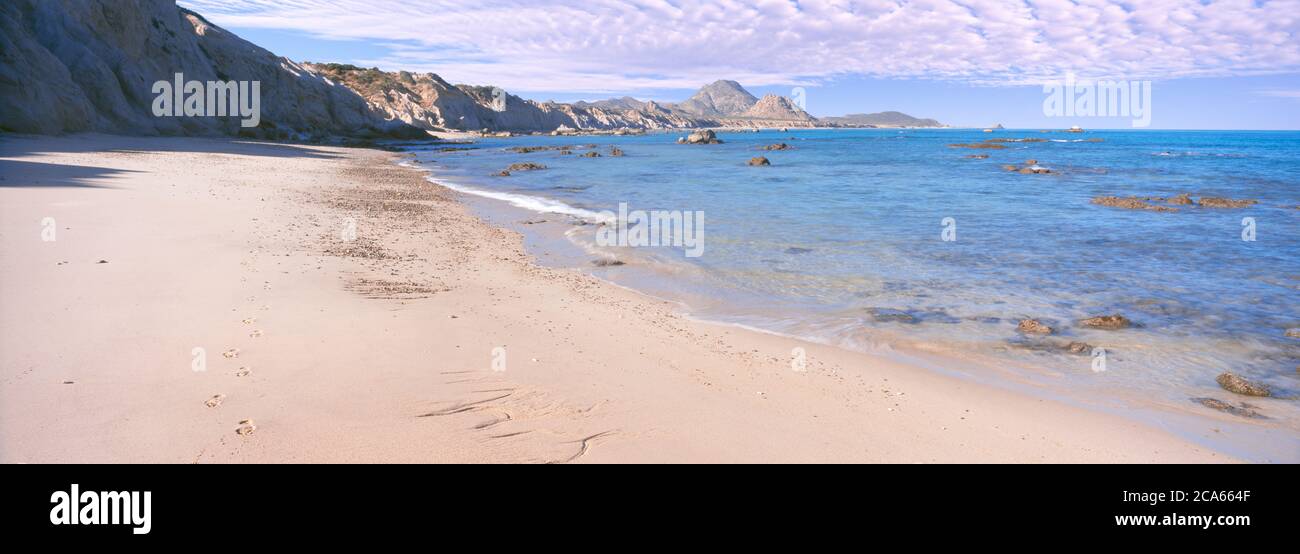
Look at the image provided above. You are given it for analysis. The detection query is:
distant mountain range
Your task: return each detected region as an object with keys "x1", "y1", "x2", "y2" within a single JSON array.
[
  {"x1": 0, "y1": 0, "x2": 944, "y2": 137},
  {"x1": 820, "y1": 111, "x2": 943, "y2": 128}
]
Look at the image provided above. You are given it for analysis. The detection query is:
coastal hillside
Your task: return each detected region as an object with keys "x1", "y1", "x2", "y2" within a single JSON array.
[
  {"x1": 309, "y1": 68, "x2": 826, "y2": 132},
  {"x1": 820, "y1": 111, "x2": 944, "y2": 128},
  {"x1": 0, "y1": 0, "x2": 420, "y2": 138},
  {"x1": 306, "y1": 64, "x2": 710, "y2": 133}
]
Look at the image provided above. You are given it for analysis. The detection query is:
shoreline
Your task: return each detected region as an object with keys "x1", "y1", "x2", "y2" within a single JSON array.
[
  {"x1": 0, "y1": 133, "x2": 1258, "y2": 463},
  {"x1": 409, "y1": 148, "x2": 1296, "y2": 463}
]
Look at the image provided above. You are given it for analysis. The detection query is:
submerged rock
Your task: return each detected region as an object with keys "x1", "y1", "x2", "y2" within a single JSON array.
[
  {"x1": 1286, "y1": 328, "x2": 1300, "y2": 338},
  {"x1": 1017, "y1": 319, "x2": 1054, "y2": 335},
  {"x1": 1064, "y1": 341, "x2": 1093, "y2": 355},
  {"x1": 764, "y1": 143, "x2": 792, "y2": 151},
  {"x1": 867, "y1": 308, "x2": 917, "y2": 324},
  {"x1": 965, "y1": 154, "x2": 990, "y2": 159},
  {"x1": 1167, "y1": 193, "x2": 1194, "y2": 205},
  {"x1": 1215, "y1": 372, "x2": 1271, "y2": 397},
  {"x1": 949, "y1": 143, "x2": 1007, "y2": 149},
  {"x1": 581, "y1": 151, "x2": 601, "y2": 158},
  {"x1": 1078, "y1": 314, "x2": 1131, "y2": 330},
  {"x1": 1091, "y1": 196, "x2": 1179, "y2": 212},
  {"x1": 1198, "y1": 196, "x2": 1258, "y2": 208},
  {"x1": 1192, "y1": 397, "x2": 1264, "y2": 419},
  {"x1": 610, "y1": 146, "x2": 625, "y2": 157},
  {"x1": 505, "y1": 162, "x2": 547, "y2": 172},
  {"x1": 748, "y1": 156, "x2": 771, "y2": 166},
  {"x1": 591, "y1": 259, "x2": 625, "y2": 267}
]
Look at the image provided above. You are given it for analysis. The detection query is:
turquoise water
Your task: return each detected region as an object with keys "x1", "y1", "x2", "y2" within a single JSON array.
[{"x1": 407, "y1": 129, "x2": 1300, "y2": 459}]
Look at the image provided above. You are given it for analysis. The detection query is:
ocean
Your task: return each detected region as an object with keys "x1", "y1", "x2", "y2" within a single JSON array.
[{"x1": 404, "y1": 128, "x2": 1300, "y2": 461}]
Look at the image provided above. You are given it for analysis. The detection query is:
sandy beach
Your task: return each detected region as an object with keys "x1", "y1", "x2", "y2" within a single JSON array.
[{"x1": 0, "y1": 134, "x2": 1238, "y2": 463}]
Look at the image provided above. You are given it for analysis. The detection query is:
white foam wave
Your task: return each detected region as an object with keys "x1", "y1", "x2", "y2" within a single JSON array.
[{"x1": 422, "y1": 175, "x2": 614, "y2": 224}]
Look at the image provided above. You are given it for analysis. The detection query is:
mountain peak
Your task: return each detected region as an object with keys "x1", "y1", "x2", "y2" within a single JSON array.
[{"x1": 677, "y1": 80, "x2": 759, "y2": 117}]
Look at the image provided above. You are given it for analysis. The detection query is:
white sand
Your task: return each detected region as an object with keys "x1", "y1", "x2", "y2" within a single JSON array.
[{"x1": 0, "y1": 134, "x2": 1233, "y2": 463}]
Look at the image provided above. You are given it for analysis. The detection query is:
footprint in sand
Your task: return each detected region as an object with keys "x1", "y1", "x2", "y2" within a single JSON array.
[
  {"x1": 222, "y1": 349, "x2": 240, "y2": 359},
  {"x1": 249, "y1": 329, "x2": 263, "y2": 338},
  {"x1": 242, "y1": 317, "x2": 257, "y2": 325},
  {"x1": 204, "y1": 394, "x2": 225, "y2": 408},
  {"x1": 235, "y1": 367, "x2": 251, "y2": 377},
  {"x1": 236, "y1": 419, "x2": 256, "y2": 436}
]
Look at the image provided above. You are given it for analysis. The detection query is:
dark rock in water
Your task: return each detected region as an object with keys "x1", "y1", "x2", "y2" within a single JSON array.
[
  {"x1": 508, "y1": 145, "x2": 565, "y2": 153},
  {"x1": 505, "y1": 162, "x2": 546, "y2": 172},
  {"x1": 1017, "y1": 319, "x2": 1054, "y2": 335},
  {"x1": 1198, "y1": 196, "x2": 1258, "y2": 208},
  {"x1": 1167, "y1": 193, "x2": 1194, "y2": 205},
  {"x1": 965, "y1": 154, "x2": 989, "y2": 159},
  {"x1": 1064, "y1": 341, "x2": 1093, "y2": 355},
  {"x1": 1091, "y1": 196, "x2": 1178, "y2": 212},
  {"x1": 784, "y1": 247, "x2": 814, "y2": 255},
  {"x1": 1286, "y1": 328, "x2": 1300, "y2": 339},
  {"x1": 949, "y1": 143, "x2": 1007, "y2": 149},
  {"x1": 520, "y1": 219, "x2": 547, "y2": 225},
  {"x1": 495, "y1": 170, "x2": 511, "y2": 177},
  {"x1": 610, "y1": 146, "x2": 625, "y2": 157},
  {"x1": 581, "y1": 151, "x2": 601, "y2": 158},
  {"x1": 1079, "y1": 314, "x2": 1132, "y2": 330},
  {"x1": 1215, "y1": 372, "x2": 1271, "y2": 397},
  {"x1": 684, "y1": 129, "x2": 722, "y2": 144},
  {"x1": 591, "y1": 259, "x2": 625, "y2": 267},
  {"x1": 1192, "y1": 397, "x2": 1264, "y2": 419},
  {"x1": 764, "y1": 143, "x2": 792, "y2": 151},
  {"x1": 867, "y1": 308, "x2": 917, "y2": 324},
  {"x1": 748, "y1": 156, "x2": 771, "y2": 166},
  {"x1": 1001, "y1": 164, "x2": 1019, "y2": 172}
]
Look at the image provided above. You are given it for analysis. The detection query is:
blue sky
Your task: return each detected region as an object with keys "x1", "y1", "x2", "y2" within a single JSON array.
[{"x1": 189, "y1": 1, "x2": 1300, "y2": 130}]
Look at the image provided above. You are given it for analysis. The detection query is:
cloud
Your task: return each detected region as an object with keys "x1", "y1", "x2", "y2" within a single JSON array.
[
  {"x1": 1255, "y1": 89, "x2": 1300, "y2": 99},
  {"x1": 179, "y1": 0, "x2": 1300, "y2": 93}
]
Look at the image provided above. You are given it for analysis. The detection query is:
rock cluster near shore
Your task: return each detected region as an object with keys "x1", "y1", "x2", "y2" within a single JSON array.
[{"x1": 1091, "y1": 194, "x2": 1259, "y2": 212}]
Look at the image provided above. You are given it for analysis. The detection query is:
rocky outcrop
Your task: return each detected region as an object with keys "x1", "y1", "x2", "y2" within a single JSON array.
[
  {"x1": 1091, "y1": 194, "x2": 1259, "y2": 212},
  {"x1": 1215, "y1": 372, "x2": 1271, "y2": 397},
  {"x1": 680, "y1": 129, "x2": 722, "y2": 144},
  {"x1": 732, "y1": 94, "x2": 817, "y2": 127},
  {"x1": 0, "y1": 0, "x2": 421, "y2": 139},
  {"x1": 748, "y1": 156, "x2": 771, "y2": 166}
]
